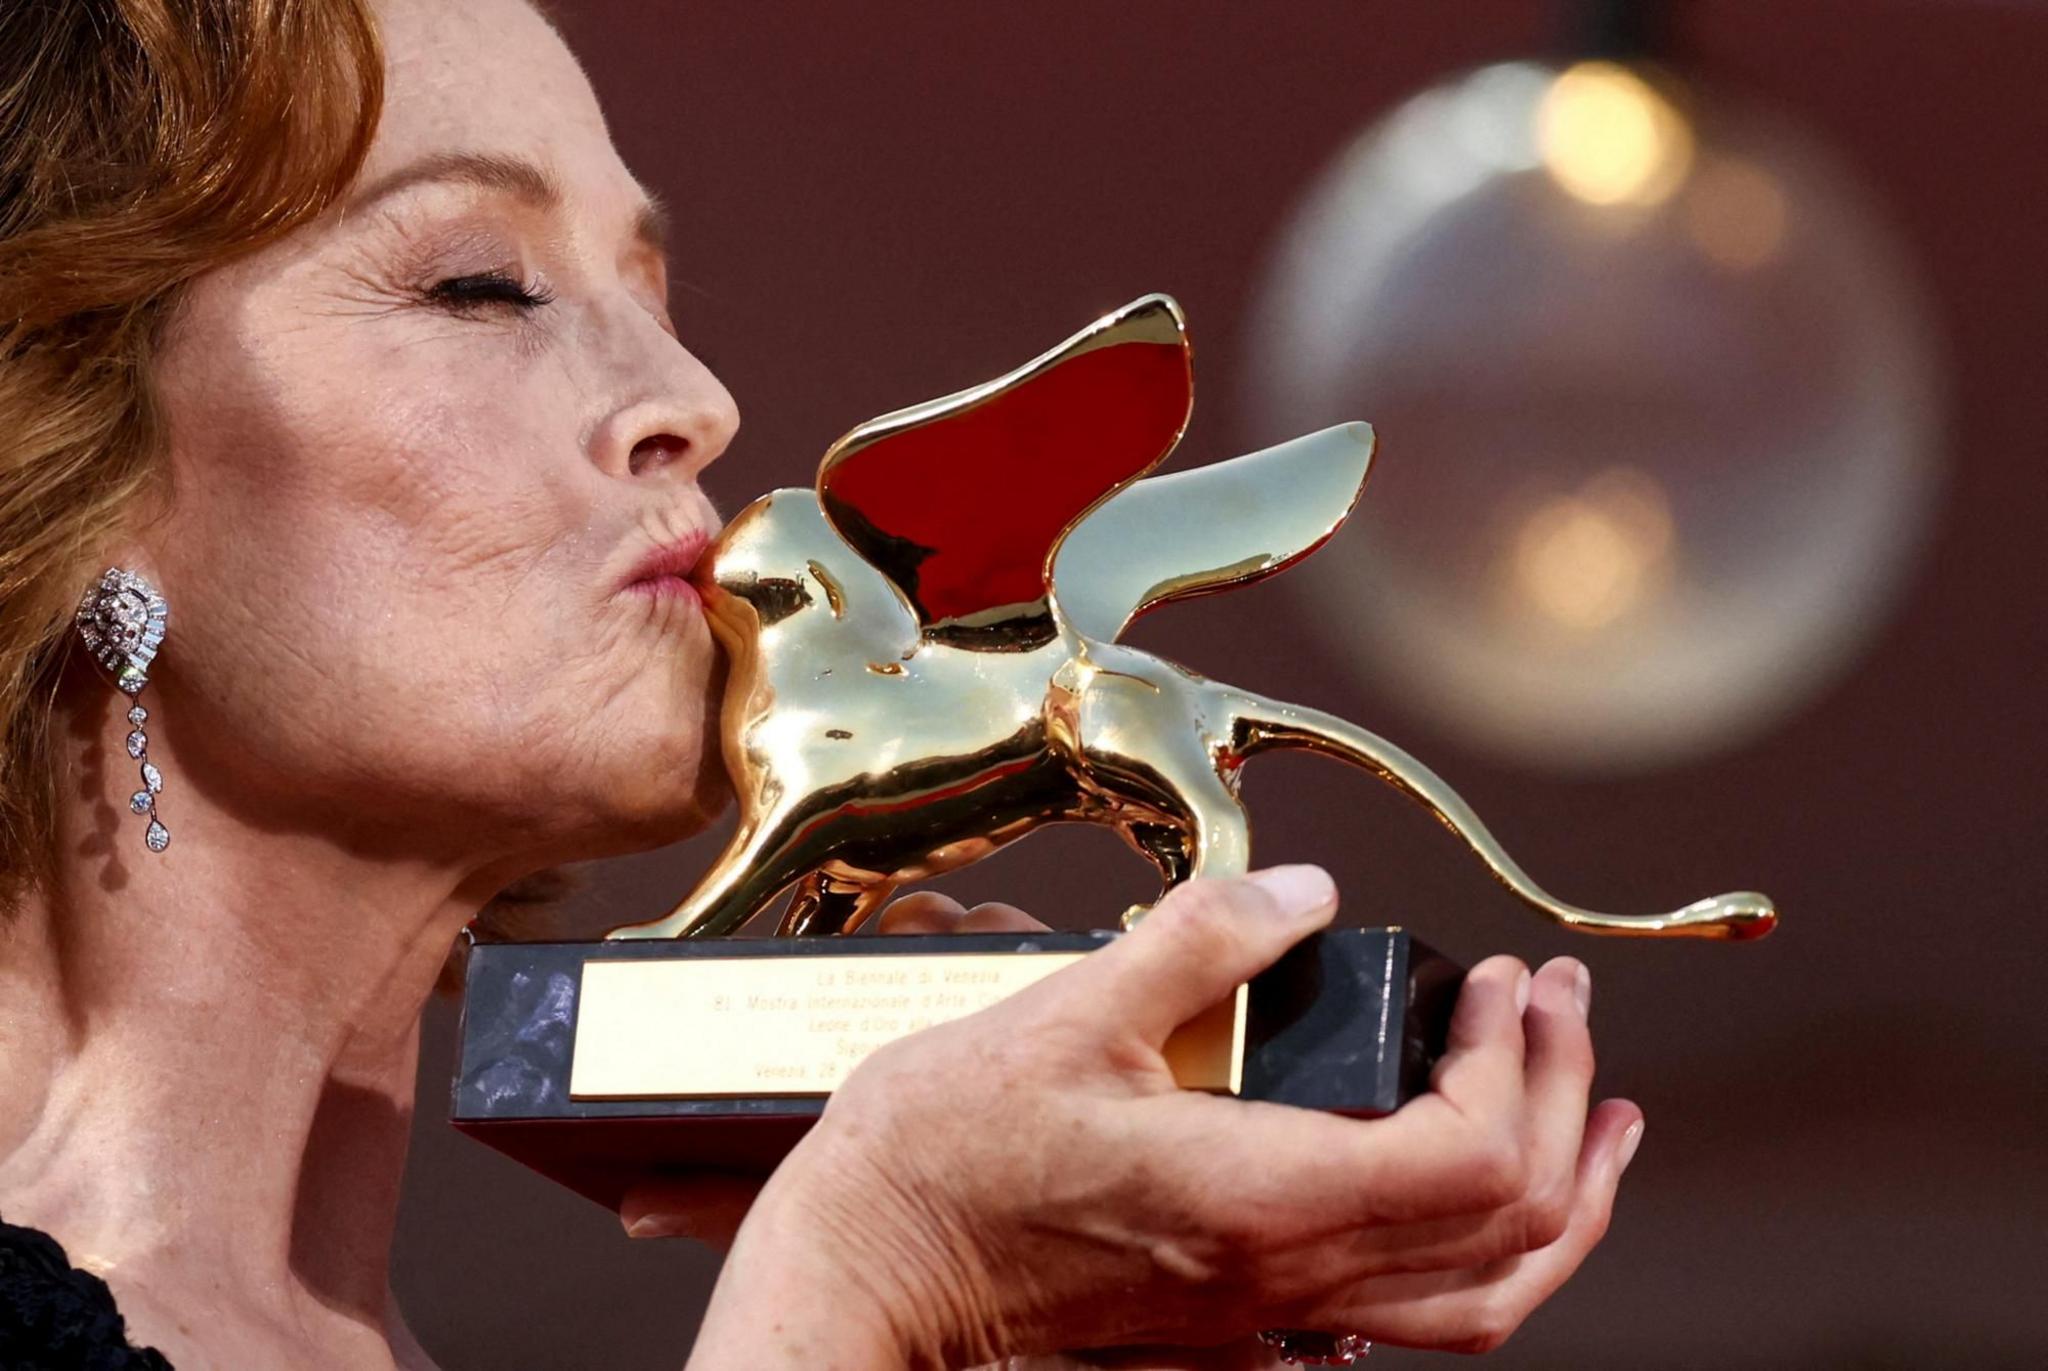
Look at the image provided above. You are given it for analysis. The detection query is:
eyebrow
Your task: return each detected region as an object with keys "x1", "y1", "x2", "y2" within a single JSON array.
[{"x1": 346, "y1": 149, "x2": 669, "y2": 256}]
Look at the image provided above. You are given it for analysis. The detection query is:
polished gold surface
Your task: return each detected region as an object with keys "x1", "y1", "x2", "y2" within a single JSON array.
[
  {"x1": 570, "y1": 952, "x2": 1245, "y2": 1098},
  {"x1": 609, "y1": 294, "x2": 1776, "y2": 943}
]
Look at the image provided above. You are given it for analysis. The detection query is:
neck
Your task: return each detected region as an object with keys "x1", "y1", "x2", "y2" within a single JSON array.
[{"x1": 0, "y1": 687, "x2": 505, "y2": 1367}]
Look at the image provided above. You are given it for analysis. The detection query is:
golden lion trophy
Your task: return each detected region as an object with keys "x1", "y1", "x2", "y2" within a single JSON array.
[
  {"x1": 452, "y1": 294, "x2": 1775, "y2": 1207},
  {"x1": 610, "y1": 294, "x2": 1772, "y2": 945}
]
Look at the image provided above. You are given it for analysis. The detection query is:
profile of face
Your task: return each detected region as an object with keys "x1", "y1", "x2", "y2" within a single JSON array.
[{"x1": 141, "y1": 0, "x2": 738, "y2": 874}]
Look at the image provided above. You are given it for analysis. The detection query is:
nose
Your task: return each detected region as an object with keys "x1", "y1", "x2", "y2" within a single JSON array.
[{"x1": 591, "y1": 340, "x2": 740, "y2": 483}]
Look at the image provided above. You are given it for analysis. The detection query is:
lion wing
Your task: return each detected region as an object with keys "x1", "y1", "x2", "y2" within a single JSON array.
[{"x1": 1049, "y1": 423, "x2": 1377, "y2": 643}]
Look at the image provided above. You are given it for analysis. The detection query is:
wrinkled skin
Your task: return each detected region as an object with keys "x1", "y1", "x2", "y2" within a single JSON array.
[
  {"x1": 149, "y1": 0, "x2": 737, "y2": 872},
  {"x1": 4, "y1": 1, "x2": 743, "y2": 1367},
  {"x1": 653, "y1": 876, "x2": 1642, "y2": 1370},
  {"x1": 0, "y1": 2, "x2": 1641, "y2": 1369}
]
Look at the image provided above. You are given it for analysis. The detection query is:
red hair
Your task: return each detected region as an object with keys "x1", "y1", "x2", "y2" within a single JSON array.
[{"x1": 0, "y1": 0, "x2": 384, "y2": 894}]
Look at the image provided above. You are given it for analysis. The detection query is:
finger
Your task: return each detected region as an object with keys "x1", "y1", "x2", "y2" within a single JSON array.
[
  {"x1": 874, "y1": 891, "x2": 971, "y2": 935},
  {"x1": 1043, "y1": 867, "x2": 1336, "y2": 1046},
  {"x1": 956, "y1": 901, "x2": 1051, "y2": 933},
  {"x1": 1428, "y1": 954, "x2": 1532, "y2": 1116},
  {"x1": 1353, "y1": 955, "x2": 1532, "y2": 1221},
  {"x1": 1312, "y1": 962, "x2": 1594, "y2": 1270},
  {"x1": 1509, "y1": 956, "x2": 1597, "y2": 1248},
  {"x1": 1308, "y1": 1099, "x2": 1644, "y2": 1353},
  {"x1": 618, "y1": 1171, "x2": 766, "y2": 1250},
  {"x1": 876, "y1": 895, "x2": 1051, "y2": 936},
  {"x1": 1053, "y1": 953, "x2": 1534, "y2": 1250}
]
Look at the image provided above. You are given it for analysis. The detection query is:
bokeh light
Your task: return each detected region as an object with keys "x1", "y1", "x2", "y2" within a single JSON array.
[
  {"x1": 1247, "y1": 62, "x2": 1942, "y2": 773},
  {"x1": 1538, "y1": 61, "x2": 1694, "y2": 206}
]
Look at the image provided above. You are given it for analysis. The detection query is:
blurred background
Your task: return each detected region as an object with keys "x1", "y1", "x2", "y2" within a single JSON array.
[{"x1": 394, "y1": 1, "x2": 2048, "y2": 1366}]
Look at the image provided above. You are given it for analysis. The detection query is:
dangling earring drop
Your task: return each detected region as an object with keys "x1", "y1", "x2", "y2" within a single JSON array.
[{"x1": 74, "y1": 568, "x2": 171, "y2": 853}]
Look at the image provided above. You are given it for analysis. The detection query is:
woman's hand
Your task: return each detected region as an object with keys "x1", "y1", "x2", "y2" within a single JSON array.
[
  {"x1": 629, "y1": 893, "x2": 1292, "y2": 1370},
  {"x1": 685, "y1": 868, "x2": 1641, "y2": 1369},
  {"x1": 617, "y1": 892, "x2": 1057, "y2": 1250}
]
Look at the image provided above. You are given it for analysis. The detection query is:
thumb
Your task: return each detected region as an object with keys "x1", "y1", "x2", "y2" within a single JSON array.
[
  {"x1": 619, "y1": 1172, "x2": 765, "y2": 1249},
  {"x1": 1062, "y1": 866, "x2": 1337, "y2": 1046}
]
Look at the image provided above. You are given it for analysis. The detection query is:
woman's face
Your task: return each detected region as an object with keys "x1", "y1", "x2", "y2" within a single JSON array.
[{"x1": 145, "y1": 0, "x2": 737, "y2": 871}]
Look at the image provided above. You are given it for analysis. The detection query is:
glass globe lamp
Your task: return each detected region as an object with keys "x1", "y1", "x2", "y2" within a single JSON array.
[{"x1": 1245, "y1": 60, "x2": 1942, "y2": 772}]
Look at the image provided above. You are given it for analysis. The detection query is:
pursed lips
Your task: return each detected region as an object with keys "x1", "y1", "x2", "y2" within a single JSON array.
[{"x1": 618, "y1": 528, "x2": 712, "y2": 605}]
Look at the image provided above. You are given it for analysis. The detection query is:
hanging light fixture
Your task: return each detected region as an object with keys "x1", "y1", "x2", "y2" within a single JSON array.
[{"x1": 1245, "y1": 1, "x2": 1942, "y2": 773}]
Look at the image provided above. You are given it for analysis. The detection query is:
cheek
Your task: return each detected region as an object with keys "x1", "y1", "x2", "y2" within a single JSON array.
[
  {"x1": 162, "y1": 339, "x2": 581, "y2": 676},
  {"x1": 553, "y1": 608, "x2": 728, "y2": 831},
  {"x1": 148, "y1": 310, "x2": 718, "y2": 847}
]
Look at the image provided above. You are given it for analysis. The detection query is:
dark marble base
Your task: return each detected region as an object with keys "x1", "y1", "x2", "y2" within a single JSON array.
[{"x1": 451, "y1": 928, "x2": 1461, "y2": 1212}]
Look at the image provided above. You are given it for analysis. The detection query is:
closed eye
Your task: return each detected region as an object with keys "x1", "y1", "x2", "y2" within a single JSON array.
[{"x1": 424, "y1": 270, "x2": 556, "y2": 314}]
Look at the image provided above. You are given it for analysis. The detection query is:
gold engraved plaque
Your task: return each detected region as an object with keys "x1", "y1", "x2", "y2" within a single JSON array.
[{"x1": 569, "y1": 952, "x2": 1246, "y2": 1100}]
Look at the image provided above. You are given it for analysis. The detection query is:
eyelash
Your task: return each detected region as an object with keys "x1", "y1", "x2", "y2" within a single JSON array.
[{"x1": 423, "y1": 270, "x2": 555, "y2": 315}]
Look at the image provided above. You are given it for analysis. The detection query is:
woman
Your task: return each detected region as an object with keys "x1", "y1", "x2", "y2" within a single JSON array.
[{"x1": 0, "y1": 2, "x2": 1642, "y2": 1368}]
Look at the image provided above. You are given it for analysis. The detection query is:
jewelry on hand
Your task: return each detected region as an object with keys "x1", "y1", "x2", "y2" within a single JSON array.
[{"x1": 1259, "y1": 1328, "x2": 1372, "y2": 1365}]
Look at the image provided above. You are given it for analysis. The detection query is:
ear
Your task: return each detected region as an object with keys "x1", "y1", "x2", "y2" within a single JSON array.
[
  {"x1": 817, "y1": 294, "x2": 1192, "y2": 638},
  {"x1": 1050, "y1": 423, "x2": 1376, "y2": 642}
]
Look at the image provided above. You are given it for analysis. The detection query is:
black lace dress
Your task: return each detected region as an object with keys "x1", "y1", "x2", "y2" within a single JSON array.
[{"x1": 0, "y1": 1219, "x2": 173, "y2": 1370}]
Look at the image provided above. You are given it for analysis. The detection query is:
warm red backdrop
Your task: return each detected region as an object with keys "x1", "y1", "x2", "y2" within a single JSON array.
[{"x1": 393, "y1": 3, "x2": 2048, "y2": 1366}]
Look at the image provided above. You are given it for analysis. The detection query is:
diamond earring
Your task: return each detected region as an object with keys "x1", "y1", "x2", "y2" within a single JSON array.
[{"x1": 74, "y1": 568, "x2": 171, "y2": 853}]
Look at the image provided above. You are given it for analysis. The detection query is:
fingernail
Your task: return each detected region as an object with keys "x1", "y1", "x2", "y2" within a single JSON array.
[
  {"x1": 1569, "y1": 960, "x2": 1592, "y2": 1020},
  {"x1": 1618, "y1": 1120, "x2": 1645, "y2": 1173},
  {"x1": 625, "y1": 1215, "x2": 688, "y2": 1240},
  {"x1": 1513, "y1": 966, "x2": 1532, "y2": 1015},
  {"x1": 1244, "y1": 865, "x2": 1336, "y2": 918}
]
